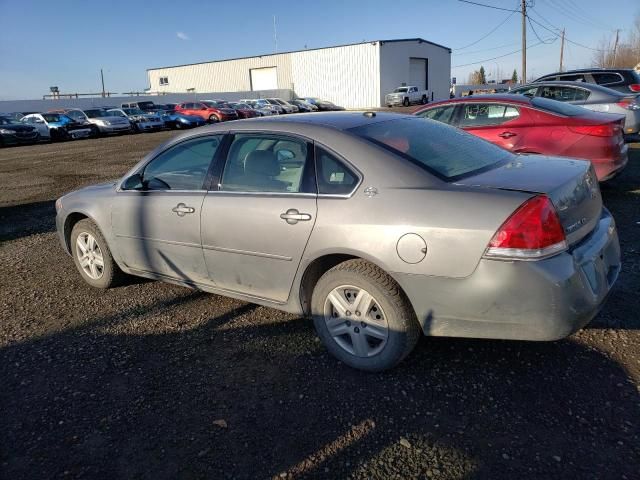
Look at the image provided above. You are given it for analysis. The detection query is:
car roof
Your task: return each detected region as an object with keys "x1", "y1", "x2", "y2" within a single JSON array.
[
  {"x1": 226, "y1": 111, "x2": 408, "y2": 130},
  {"x1": 426, "y1": 94, "x2": 533, "y2": 106},
  {"x1": 539, "y1": 68, "x2": 635, "y2": 76}
]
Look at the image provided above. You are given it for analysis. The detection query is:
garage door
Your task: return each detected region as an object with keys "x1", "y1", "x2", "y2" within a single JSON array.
[
  {"x1": 409, "y1": 58, "x2": 427, "y2": 90},
  {"x1": 250, "y1": 67, "x2": 278, "y2": 91}
]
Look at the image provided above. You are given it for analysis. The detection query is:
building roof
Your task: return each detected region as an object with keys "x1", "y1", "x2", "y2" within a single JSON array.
[{"x1": 147, "y1": 38, "x2": 451, "y2": 71}]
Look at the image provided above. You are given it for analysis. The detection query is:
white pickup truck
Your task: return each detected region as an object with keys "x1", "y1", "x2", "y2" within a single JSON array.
[{"x1": 385, "y1": 86, "x2": 429, "y2": 107}]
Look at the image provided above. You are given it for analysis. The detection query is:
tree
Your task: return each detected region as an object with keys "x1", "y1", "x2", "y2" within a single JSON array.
[
  {"x1": 511, "y1": 69, "x2": 518, "y2": 83},
  {"x1": 479, "y1": 66, "x2": 486, "y2": 84},
  {"x1": 591, "y1": 14, "x2": 640, "y2": 68}
]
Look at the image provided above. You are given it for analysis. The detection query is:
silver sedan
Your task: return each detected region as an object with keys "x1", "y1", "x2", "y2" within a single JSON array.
[{"x1": 55, "y1": 112, "x2": 621, "y2": 371}]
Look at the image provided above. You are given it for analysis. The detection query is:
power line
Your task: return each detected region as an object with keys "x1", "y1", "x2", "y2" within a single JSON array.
[
  {"x1": 527, "y1": 15, "x2": 556, "y2": 44},
  {"x1": 453, "y1": 41, "x2": 522, "y2": 56},
  {"x1": 457, "y1": 0, "x2": 520, "y2": 13},
  {"x1": 452, "y1": 38, "x2": 556, "y2": 68},
  {"x1": 527, "y1": 14, "x2": 606, "y2": 52},
  {"x1": 453, "y1": 9, "x2": 517, "y2": 50}
]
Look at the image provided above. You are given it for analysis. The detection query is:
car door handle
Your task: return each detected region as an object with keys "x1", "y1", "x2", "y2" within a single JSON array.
[
  {"x1": 280, "y1": 208, "x2": 312, "y2": 224},
  {"x1": 498, "y1": 131, "x2": 517, "y2": 138},
  {"x1": 172, "y1": 203, "x2": 195, "y2": 216}
]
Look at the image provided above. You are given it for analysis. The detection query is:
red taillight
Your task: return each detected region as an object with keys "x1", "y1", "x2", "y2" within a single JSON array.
[
  {"x1": 485, "y1": 195, "x2": 567, "y2": 260},
  {"x1": 568, "y1": 124, "x2": 616, "y2": 137},
  {"x1": 628, "y1": 84, "x2": 640, "y2": 92}
]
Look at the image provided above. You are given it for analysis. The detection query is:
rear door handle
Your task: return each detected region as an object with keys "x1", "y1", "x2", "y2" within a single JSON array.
[
  {"x1": 498, "y1": 131, "x2": 517, "y2": 138},
  {"x1": 280, "y1": 208, "x2": 312, "y2": 224},
  {"x1": 172, "y1": 203, "x2": 195, "y2": 216}
]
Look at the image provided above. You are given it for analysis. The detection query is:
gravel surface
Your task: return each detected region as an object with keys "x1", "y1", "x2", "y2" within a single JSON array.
[{"x1": 1, "y1": 131, "x2": 639, "y2": 479}]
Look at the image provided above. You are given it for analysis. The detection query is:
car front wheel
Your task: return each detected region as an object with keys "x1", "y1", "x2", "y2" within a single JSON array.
[
  {"x1": 311, "y1": 259, "x2": 421, "y2": 371},
  {"x1": 71, "y1": 219, "x2": 125, "y2": 289},
  {"x1": 403, "y1": 98, "x2": 410, "y2": 107},
  {"x1": 208, "y1": 115, "x2": 219, "y2": 123}
]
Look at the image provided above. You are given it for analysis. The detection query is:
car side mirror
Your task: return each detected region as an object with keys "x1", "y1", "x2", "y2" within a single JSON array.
[{"x1": 122, "y1": 173, "x2": 144, "y2": 190}]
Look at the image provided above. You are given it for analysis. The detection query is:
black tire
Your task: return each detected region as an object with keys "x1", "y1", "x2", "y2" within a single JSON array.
[
  {"x1": 208, "y1": 115, "x2": 219, "y2": 123},
  {"x1": 311, "y1": 259, "x2": 421, "y2": 371},
  {"x1": 403, "y1": 97, "x2": 410, "y2": 107},
  {"x1": 421, "y1": 95, "x2": 428, "y2": 104},
  {"x1": 70, "y1": 219, "x2": 126, "y2": 289}
]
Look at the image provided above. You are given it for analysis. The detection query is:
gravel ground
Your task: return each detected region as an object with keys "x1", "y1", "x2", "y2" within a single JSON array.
[{"x1": 1, "y1": 131, "x2": 639, "y2": 480}]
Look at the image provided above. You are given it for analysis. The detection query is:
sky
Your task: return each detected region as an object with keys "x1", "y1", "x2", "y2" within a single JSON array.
[{"x1": 0, "y1": 0, "x2": 637, "y2": 100}]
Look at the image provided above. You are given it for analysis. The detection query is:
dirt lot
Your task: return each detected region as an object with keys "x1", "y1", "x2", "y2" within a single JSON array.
[{"x1": 1, "y1": 131, "x2": 639, "y2": 480}]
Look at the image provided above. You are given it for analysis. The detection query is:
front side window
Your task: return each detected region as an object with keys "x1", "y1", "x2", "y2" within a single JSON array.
[
  {"x1": 138, "y1": 136, "x2": 221, "y2": 190},
  {"x1": 316, "y1": 147, "x2": 358, "y2": 195},
  {"x1": 416, "y1": 105, "x2": 456, "y2": 124},
  {"x1": 350, "y1": 117, "x2": 512, "y2": 181},
  {"x1": 458, "y1": 104, "x2": 520, "y2": 127},
  {"x1": 221, "y1": 134, "x2": 310, "y2": 193}
]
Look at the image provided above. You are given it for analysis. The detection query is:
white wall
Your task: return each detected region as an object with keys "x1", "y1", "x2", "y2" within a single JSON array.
[
  {"x1": 291, "y1": 43, "x2": 380, "y2": 109},
  {"x1": 379, "y1": 40, "x2": 451, "y2": 105},
  {"x1": 148, "y1": 53, "x2": 294, "y2": 94}
]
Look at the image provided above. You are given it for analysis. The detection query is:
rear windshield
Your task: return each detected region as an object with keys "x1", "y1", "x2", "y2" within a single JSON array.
[
  {"x1": 530, "y1": 97, "x2": 589, "y2": 116},
  {"x1": 350, "y1": 117, "x2": 512, "y2": 181},
  {"x1": 84, "y1": 109, "x2": 106, "y2": 118}
]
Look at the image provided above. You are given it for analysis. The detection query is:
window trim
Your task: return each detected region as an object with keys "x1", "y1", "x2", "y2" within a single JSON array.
[
  {"x1": 211, "y1": 131, "x2": 317, "y2": 196},
  {"x1": 314, "y1": 143, "x2": 363, "y2": 199},
  {"x1": 116, "y1": 132, "x2": 227, "y2": 193}
]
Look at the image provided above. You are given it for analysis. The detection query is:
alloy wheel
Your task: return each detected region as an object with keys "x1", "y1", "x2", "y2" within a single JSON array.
[
  {"x1": 323, "y1": 285, "x2": 389, "y2": 357},
  {"x1": 75, "y1": 232, "x2": 104, "y2": 280}
]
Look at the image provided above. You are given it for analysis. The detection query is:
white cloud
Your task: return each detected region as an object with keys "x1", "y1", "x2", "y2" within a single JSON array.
[{"x1": 176, "y1": 32, "x2": 189, "y2": 41}]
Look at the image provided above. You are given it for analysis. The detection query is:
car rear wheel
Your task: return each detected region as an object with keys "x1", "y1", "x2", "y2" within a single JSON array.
[
  {"x1": 403, "y1": 98, "x2": 410, "y2": 107},
  {"x1": 71, "y1": 219, "x2": 126, "y2": 289},
  {"x1": 421, "y1": 95, "x2": 428, "y2": 104},
  {"x1": 208, "y1": 115, "x2": 219, "y2": 123},
  {"x1": 311, "y1": 259, "x2": 421, "y2": 371}
]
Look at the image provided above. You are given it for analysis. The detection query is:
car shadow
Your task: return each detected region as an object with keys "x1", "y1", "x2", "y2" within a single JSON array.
[
  {"x1": 1, "y1": 295, "x2": 638, "y2": 479},
  {"x1": 0, "y1": 200, "x2": 56, "y2": 243}
]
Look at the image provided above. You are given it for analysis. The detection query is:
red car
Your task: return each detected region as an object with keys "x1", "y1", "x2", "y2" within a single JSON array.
[
  {"x1": 225, "y1": 101, "x2": 260, "y2": 119},
  {"x1": 414, "y1": 95, "x2": 628, "y2": 181},
  {"x1": 175, "y1": 101, "x2": 238, "y2": 123}
]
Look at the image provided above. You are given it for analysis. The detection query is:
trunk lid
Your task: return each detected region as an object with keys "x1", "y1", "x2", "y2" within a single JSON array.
[{"x1": 456, "y1": 155, "x2": 602, "y2": 245}]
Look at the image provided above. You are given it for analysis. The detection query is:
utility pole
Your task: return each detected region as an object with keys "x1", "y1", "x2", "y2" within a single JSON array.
[
  {"x1": 273, "y1": 15, "x2": 278, "y2": 53},
  {"x1": 559, "y1": 28, "x2": 565, "y2": 72},
  {"x1": 521, "y1": 0, "x2": 527, "y2": 84},
  {"x1": 611, "y1": 29, "x2": 620, "y2": 67},
  {"x1": 100, "y1": 68, "x2": 105, "y2": 98}
]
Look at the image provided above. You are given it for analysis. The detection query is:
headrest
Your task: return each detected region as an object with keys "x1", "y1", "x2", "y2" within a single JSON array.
[{"x1": 244, "y1": 150, "x2": 280, "y2": 177}]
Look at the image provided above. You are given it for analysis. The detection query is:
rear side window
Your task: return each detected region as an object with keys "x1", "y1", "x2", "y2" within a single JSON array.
[
  {"x1": 315, "y1": 147, "x2": 358, "y2": 195},
  {"x1": 558, "y1": 73, "x2": 586, "y2": 82},
  {"x1": 539, "y1": 85, "x2": 590, "y2": 102},
  {"x1": 350, "y1": 117, "x2": 512, "y2": 181},
  {"x1": 458, "y1": 104, "x2": 520, "y2": 127},
  {"x1": 510, "y1": 86, "x2": 538, "y2": 97},
  {"x1": 593, "y1": 72, "x2": 623, "y2": 85},
  {"x1": 416, "y1": 105, "x2": 456, "y2": 124},
  {"x1": 531, "y1": 97, "x2": 587, "y2": 116}
]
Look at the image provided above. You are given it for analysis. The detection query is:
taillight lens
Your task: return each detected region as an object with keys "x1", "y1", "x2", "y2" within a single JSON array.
[
  {"x1": 568, "y1": 124, "x2": 617, "y2": 137},
  {"x1": 628, "y1": 84, "x2": 640, "y2": 92},
  {"x1": 484, "y1": 195, "x2": 567, "y2": 260},
  {"x1": 617, "y1": 97, "x2": 640, "y2": 110}
]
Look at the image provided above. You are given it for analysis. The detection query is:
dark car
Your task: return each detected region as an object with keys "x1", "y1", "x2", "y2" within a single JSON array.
[
  {"x1": 0, "y1": 116, "x2": 40, "y2": 146},
  {"x1": 298, "y1": 97, "x2": 345, "y2": 111},
  {"x1": 510, "y1": 81, "x2": 640, "y2": 141},
  {"x1": 226, "y1": 102, "x2": 260, "y2": 119},
  {"x1": 533, "y1": 68, "x2": 640, "y2": 95},
  {"x1": 289, "y1": 99, "x2": 317, "y2": 112}
]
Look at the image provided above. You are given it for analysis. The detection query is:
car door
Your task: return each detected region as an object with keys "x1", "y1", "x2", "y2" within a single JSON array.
[
  {"x1": 458, "y1": 103, "x2": 526, "y2": 151},
  {"x1": 112, "y1": 134, "x2": 222, "y2": 284},
  {"x1": 23, "y1": 115, "x2": 50, "y2": 138},
  {"x1": 200, "y1": 132, "x2": 317, "y2": 303}
]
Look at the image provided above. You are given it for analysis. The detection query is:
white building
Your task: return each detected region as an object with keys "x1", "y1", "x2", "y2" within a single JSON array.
[{"x1": 147, "y1": 38, "x2": 451, "y2": 109}]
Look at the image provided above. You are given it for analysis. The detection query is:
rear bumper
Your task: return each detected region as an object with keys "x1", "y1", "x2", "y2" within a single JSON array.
[
  {"x1": 395, "y1": 208, "x2": 621, "y2": 341},
  {"x1": 593, "y1": 143, "x2": 628, "y2": 181}
]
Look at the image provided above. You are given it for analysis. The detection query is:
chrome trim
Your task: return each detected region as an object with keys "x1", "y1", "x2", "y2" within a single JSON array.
[
  {"x1": 201, "y1": 244, "x2": 292, "y2": 261},
  {"x1": 483, "y1": 240, "x2": 568, "y2": 261},
  {"x1": 208, "y1": 190, "x2": 317, "y2": 198},
  {"x1": 116, "y1": 189, "x2": 208, "y2": 194}
]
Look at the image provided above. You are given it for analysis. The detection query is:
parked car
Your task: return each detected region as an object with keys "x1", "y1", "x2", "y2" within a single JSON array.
[
  {"x1": 1, "y1": 112, "x2": 25, "y2": 122},
  {"x1": 55, "y1": 112, "x2": 620, "y2": 371},
  {"x1": 225, "y1": 102, "x2": 260, "y2": 119},
  {"x1": 49, "y1": 108, "x2": 100, "y2": 137},
  {"x1": 509, "y1": 81, "x2": 640, "y2": 141},
  {"x1": 107, "y1": 108, "x2": 164, "y2": 132},
  {"x1": 414, "y1": 94, "x2": 628, "y2": 181},
  {"x1": 262, "y1": 98, "x2": 289, "y2": 114},
  {"x1": 533, "y1": 68, "x2": 640, "y2": 95},
  {"x1": 175, "y1": 101, "x2": 239, "y2": 123},
  {"x1": 241, "y1": 99, "x2": 279, "y2": 115},
  {"x1": 297, "y1": 98, "x2": 345, "y2": 111},
  {"x1": 270, "y1": 98, "x2": 300, "y2": 113},
  {"x1": 121, "y1": 101, "x2": 157, "y2": 112},
  {"x1": 0, "y1": 116, "x2": 40, "y2": 146},
  {"x1": 153, "y1": 107, "x2": 206, "y2": 129},
  {"x1": 289, "y1": 99, "x2": 317, "y2": 112},
  {"x1": 22, "y1": 113, "x2": 92, "y2": 141},
  {"x1": 385, "y1": 86, "x2": 429, "y2": 107},
  {"x1": 83, "y1": 108, "x2": 132, "y2": 135}
]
